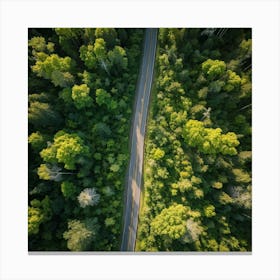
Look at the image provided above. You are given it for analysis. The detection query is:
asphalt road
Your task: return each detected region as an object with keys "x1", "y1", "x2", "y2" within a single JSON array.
[{"x1": 121, "y1": 28, "x2": 158, "y2": 251}]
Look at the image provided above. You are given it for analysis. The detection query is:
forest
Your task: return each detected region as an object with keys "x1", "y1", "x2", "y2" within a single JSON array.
[
  {"x1": 136, "y1": 28, "x2": 252, "y2": 251},
  {"x1": 28, "y1": 28, "x2": 143, "y2": 251},
  {"x1": 28, "y1": 28, "x2": 251, "y2": 252}
]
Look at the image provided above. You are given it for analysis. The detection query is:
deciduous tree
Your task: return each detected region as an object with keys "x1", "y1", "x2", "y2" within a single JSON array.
[
  {"x1": 182, "y1": 120, "x2": 239, "y2": 155},
  {"x1": 95, "y1": 28, "x2": 117, "y2": 49},
  {"x1": 71, "y1": 84, "x2": 93, "y2": 109},
  {"x1": 63, "y1": 218, "x2": 99, "y2": 251},
  {"x1": 40, "y1": 131, "x2": 90, "y2": 170},
  {"x1": 151, "y1": 204, "x2": 189, "y2": 240},
  {"x1": 32, "y1": 54, "x2": 74, "y2": 87},
  {"x1": 202, "y1": 59, "x2": 226, "y2": 80},
  {"x1": 78, "y1": 188, "x2": 100, "y2": 208}
]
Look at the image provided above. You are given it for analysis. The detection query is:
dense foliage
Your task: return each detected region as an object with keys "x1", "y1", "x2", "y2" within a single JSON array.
[
  {"x1": 136, "y1": 28, "x2": 252, "y2": 251},
  {"x1": 28, "y1": 28, "x2": 144, "y2": 251}
]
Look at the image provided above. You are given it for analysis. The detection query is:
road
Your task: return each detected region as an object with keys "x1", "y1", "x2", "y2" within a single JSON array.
[{"x1": 121, "y1": 28, "x2": 158, "y2": 251}]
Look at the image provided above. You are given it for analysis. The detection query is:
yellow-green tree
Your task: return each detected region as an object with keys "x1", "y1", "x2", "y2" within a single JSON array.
[
  {"x1": 32, "y1": 54, "x2": 74, "y2": 87},
  {"x1": 40, "y1": 131, "x2": 90, "y2": 170},
  {"x1": 71, "y1": 84, "x2": 93, "y2": 109},
  {"x1": 202, "y1": 59, "x2": 226, "y2": 80},
  {"x1": 151, "y1": 204, "x2": 188, "y2": 240},
  {"x1": 182, "y1": 120, "x2": 239, "y2": 155},
  {"x1": 28, "y1": 196, "x2": 52, "y2": 235}
]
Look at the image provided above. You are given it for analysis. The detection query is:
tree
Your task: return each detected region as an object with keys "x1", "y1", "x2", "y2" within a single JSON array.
[
  {"x1": 95, "y1": 28, "x2": 117, "y2": 49},
  {"x1": 110, "y1": 163, "x2": 120, "y2": 173},
  {"x1": 229, "y1": 186, "x2": 251, "y2": 210},
  {"x1": 92, "y1": 122, "x2": 111, "y2": 139},
  {"x1": 28, "y1": 36, "x2": 54, "y2": 53},
  {"x1": 71, "y1": 84, "x2": 93, "y2": 109},
  {"x1": 79, "y1": 44, "x2": 96, "y2": 69},
  {"x1": 37, "y1": 163, "x2": 73, "y2": 181},
  {"x1": 28, "y1": 196, "x2": 52, "y2": 235},
  {"x1": 28, "y1": 28, "x2": 146, "y2": 251},
  {"x1": 203, "y1": 205, "x2": 216, "y2": 217},
  {"x1": 232, "y1": 168, "x2": 251, "y2": 183},
  {"x1": 32, "y1": 54, "x2": 74, "y2": 87},
  {"x1": 28, "y1": 132, "x2": 46, "y2": 151},
  {"x1": 28, "y1": 101, "x2": 63, "y2": 129},
  {"x1": 117, "y1": 29, "x2": 128, "y2": 44},
  {"x1": 108, "y1": 46, "x2": 128, "y2": 74},
  {"x1": 223, "y1": 70, "x2": 241, "y2": 92},
  {"x1": 94, "y1": 38, "x2": 107, "y2": 60},
  {"x1": 105, "y1": 217, "x2": 115, "y2": 227},
  {"x1": 151, "y1": 204, "x2": 189, "y2": 240},
  {"x1": 77, "y1": 188, "x2": 100, "y2": 208},
  {"x1": 93, "y1": 38, "x2": 110, "y2": 74},
  {"x1": 202, "y1": 59, "x2": 226, "y2": 80},
  {"x1": 181, "y1": 218, "x2": 204, "y2": 243},
  {"x1": 63, "y1": 218, "x2": 99, "y2": 251},
  {"x1": 61, "y1": 181, "x2": 76, "y2": 199},
  {"x1": 51, "y1": 71, "x2": 74, "y2": 88},
  {"x1": 151, "y1": 148, "x2": 165, "y2": 160},
  {"x1": 95, "y1": 88, "x2": 111, "y2": 107},
  {"x1": 55, "y1": 28, "x2": 83, "y2": 59},
  {"x1": 166, "y1": 81, "x2": 185, "y2": 95},
  {"x1": 209, "y1": 80, "x2": 225, "y2": 93},
  {"x1": 83, "y1": 28, "x2": 96, "y2": 44},
  {"x1": 182, "y1": 120, "x2": 239, "y2": 155},
  {"x1": 40, "y1": 131, "x2": 90, "y2": 170},
  {"x1": 239, "y1": 39, "x2": 252, "y2": 59},
  {"x1": 217, "y1": 192, "x2": 233, "y2": 205},
  {"x1": 136, "y1": 28, "x2": 251, "y2": 252},
  {"x1": 212, "y1": 181, "x2": 223, "y2": 189},
  {"x1": 28, "y1": 206, "x2": 44, "y2": 235}
]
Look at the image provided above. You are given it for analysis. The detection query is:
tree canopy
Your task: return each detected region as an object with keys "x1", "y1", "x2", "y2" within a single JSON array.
[
  {"x1": 28, "y1": 28, "x2": 144, "y2": 251},
  {"x1": 136, "y1": 28, "x2": 251, "y2": 252}
]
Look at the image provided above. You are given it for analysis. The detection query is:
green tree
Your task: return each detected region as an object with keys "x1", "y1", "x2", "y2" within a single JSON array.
[
  {"x1": 79, "y1": 44, "x2": 96, "y2": 69},
  {"x1": 223, "y1": 70, "x2": 241, "y2": 92},
  {"x1": 202, "y1": 59, "x2": 226, "y2": 80},
  {"x1": 203, "y1": 205, "x2": 216, "y2": 217},
  {"x1": 71, "y1": 84, "x2": 93, "y2": 109},
  {"x1": 61, "y1": 181, "x2": 76, "y2": 199},
  {"x1": 32, "y1": 54, "x2": 74, "y2": 87},
  {"x1": 84, "y1": 28, "x2": 96, "y2": 44},
  {"x1": 182, "y1": 120, "x2": 239, "y2": 155},
  {"x1": 55, "y1": 28, "x2": 83, "y2": 59},
  {"x1": 151, "y1": 148, "x2": 165, "y2": 160},
  {"x1": 94, "y1": 38, "x2": 107, "y2": 60},
  {"x1": 151, "y1": 204, "x2": 189, "y2": 240},
  {"x1": 95, "y1": 28, "x2": 117, "y2": 49},
  {"x1": 28, "y1": 101, "x2": 63, "y2": 129},
  {"x1": 92, "y1": 122, "x2": 111, "y2": 139},
  {"x1": 93, "y1": 38, "x2": 110, "y2": 74},
  {"x1": 28, "y1": 196, "x2": 52, "y2": 235},
  {"x1": 108, "y1": 46, "x2": 128, "y2": 74},
  {"x1": 95, "y1": 88, "x2": 111, "y2": 107},
  {"x1": 239, "y1": 39, "x2": 252, "y2": 59},
  {"x1": 28, "y1": 206, "x2": 44, "y2": 235},
  {"x1": 63, "y1": 218, "x2": 99, "y2": 251},
  {"x1": 28, "y1": 132, "x2": 46, "y2": 151},
  {"x1": 105, "y1": 217, "x2": 115, "y2": 227},
  {"x1": 28, "y1": 36, "x2": 54, "y2": 53},
  {"x1": 40, "y1": 131, "x2": 90, "y2": 170}
]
